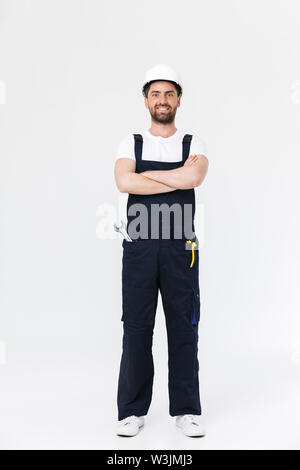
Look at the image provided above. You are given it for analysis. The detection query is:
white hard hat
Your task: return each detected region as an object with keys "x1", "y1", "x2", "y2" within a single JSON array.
[{"x1": 142, "y1": 64, "x2": 182, "y2": 96}]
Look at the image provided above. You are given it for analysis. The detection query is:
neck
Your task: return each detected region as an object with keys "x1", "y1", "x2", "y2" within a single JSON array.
[{"x1": 148, "y1": 122, "x2": 177, "y2": 138}]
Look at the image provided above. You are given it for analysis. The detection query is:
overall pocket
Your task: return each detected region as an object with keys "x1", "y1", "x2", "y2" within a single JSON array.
[
  {"x1": 191, "y1": 286, "x2": 201, "y2": 325},
  {"x1": 122, "y1": 238, "x2": 138, "y2": 248}
]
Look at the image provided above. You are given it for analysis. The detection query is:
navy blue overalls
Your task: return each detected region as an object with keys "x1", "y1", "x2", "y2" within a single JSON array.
[{"x1": 117, "y1": 133, "x2": 201, "y2": 420}]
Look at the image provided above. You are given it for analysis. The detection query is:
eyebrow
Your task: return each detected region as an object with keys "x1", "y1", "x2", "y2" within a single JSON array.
[{"x1": 151, "y1": 90, "x2": 175, "y2": 94}]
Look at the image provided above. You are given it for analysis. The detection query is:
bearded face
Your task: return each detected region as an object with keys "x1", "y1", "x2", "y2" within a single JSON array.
[{"x1": 145, "y1": 81, "x2": 181, "y2": 124}]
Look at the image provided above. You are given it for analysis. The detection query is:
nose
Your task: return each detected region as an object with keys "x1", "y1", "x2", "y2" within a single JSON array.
[{"x1": 157, "y1": 99, "x2": 169, "y2": 106}]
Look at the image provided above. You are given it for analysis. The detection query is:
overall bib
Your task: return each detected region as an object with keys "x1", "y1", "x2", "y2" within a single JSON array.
[{"x1": 117, "y1": 134, "x2": 202, "y2": 420}]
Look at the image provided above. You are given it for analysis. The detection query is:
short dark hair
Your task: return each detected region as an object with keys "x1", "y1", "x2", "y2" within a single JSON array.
[{"x1": 142, "y1": 80, "x2": 182, "y2": 98}]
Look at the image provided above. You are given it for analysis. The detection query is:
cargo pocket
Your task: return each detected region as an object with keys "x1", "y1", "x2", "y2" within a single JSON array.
[
  {"x1": 122, "y1": 238, "x2": 138, "y2": 248},
  {"x1": 191, "y1": 286, "x2": 201, "y2": 325}
]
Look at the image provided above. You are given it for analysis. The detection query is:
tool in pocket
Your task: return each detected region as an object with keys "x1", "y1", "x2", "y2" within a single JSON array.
[
  {"x1": 185, "y1": 239, "x2": 197, "y2": 267},
  {"x1": 114, "y1": 220, "x2": 133, "y2": 242}
]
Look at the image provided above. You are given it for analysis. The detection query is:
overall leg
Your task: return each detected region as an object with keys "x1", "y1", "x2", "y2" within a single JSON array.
[
  {"x1": 159, "y1": 240, "x2": 201, "y2": 416},
  {"x1": 117, "y1": 240, "x2": 159, "y2": 421}
]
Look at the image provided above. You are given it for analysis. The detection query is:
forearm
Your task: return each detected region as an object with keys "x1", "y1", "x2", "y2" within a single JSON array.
[
  {"x1": 141, "y1": 167, "x2": 197, "y2": 190},
  {"x1": 118, "y1": 172, "x2": 175, "y2": 195}
]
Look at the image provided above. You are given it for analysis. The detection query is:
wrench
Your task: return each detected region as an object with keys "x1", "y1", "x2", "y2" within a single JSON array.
[{"x1": 114, "y1": 220, "x2": 133, "y2": 242}]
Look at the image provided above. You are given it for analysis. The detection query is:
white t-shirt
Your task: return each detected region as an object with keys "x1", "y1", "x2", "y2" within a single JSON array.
[{"x1": 115, "y1": 128, "x2": 207, "y2": 163}]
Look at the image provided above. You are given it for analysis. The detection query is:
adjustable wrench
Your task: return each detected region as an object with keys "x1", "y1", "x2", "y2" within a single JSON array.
[{"x1": 114, "y1": 220, "x2": 133, "y2": 242}]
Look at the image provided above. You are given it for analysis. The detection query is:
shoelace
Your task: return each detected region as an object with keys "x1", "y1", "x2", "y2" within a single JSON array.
[
  {"x1": 182, "y1": 414, "x2": 199, "y2": 426},
  {"x1": 122, "y1": 415, "x2": 140, "y2": 426}
]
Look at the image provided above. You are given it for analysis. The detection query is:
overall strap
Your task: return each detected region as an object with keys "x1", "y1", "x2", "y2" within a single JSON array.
[
  {"x1": 133, "y1": 134, "x2": 143, "y2": 162},
  {"x1": 182, "y1": 134, "x2": 193, "y2": 162}
]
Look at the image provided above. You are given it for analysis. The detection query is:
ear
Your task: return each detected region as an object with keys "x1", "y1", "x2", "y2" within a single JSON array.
[
  {"x1": 144, "y1": 96, "x2": 149, "y2": 109},
  {"x1": 177, "y1": 95, "x2": 181, "y2": 107}
]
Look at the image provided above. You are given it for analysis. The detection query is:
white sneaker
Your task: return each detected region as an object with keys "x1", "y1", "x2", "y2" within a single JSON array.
[
  {"x1": 116, "y1": 415, "x2": 145, "y2": 436},
  {"x1": 176, "y1": 414, "x2": 206, "y2": 437}
]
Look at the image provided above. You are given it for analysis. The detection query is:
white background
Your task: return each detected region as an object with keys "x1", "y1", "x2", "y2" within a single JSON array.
[{"x1": 1, "y1": 0, "x2": 300, "y2": 450}]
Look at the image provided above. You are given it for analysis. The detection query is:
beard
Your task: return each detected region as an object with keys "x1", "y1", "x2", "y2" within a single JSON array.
[{"x1": 149, "y1": 106, "x2": 177, "y2": 124}]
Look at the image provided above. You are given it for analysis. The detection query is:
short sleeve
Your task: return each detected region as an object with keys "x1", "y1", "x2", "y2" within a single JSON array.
[
  {"x1": 189, "y1": 134, "x2": 208, "y2": 159},
  {"x1": 115, "y1": 134, "x2": 135, "y2": 161}
]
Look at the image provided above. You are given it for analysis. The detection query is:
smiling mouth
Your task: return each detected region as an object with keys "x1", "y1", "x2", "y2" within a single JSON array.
[{"x1": 157, "y1": 107, "x2": 170, "y2": 112}]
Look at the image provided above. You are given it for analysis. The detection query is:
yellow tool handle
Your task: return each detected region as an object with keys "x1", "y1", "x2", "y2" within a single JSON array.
[{"x1": 186, "y1": 240, "x2": 197, "y2": 268}]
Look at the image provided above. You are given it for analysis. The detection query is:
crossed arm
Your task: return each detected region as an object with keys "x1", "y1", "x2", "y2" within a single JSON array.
[{"x1": 114, "y1": 154, "x2": 209, "y2": 195}]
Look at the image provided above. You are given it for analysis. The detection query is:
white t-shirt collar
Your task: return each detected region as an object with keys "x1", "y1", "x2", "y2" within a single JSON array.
[{"x1": 146, "y1": 128, "x2": 179, "y2": 141}]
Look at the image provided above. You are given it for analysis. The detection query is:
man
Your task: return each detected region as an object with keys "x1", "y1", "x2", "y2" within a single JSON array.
[{"x1": 114, "y1": 64, "x2": 209, "y2": 437}]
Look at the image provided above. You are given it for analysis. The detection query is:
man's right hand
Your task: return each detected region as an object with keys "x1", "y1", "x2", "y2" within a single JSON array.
[{"x1": 114, "y1": 157, "x2": 175, "y2": 195}]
